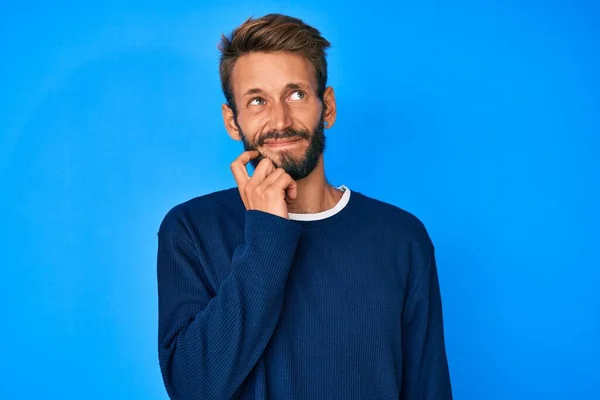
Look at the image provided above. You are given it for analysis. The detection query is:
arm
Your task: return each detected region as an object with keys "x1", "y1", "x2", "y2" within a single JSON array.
[
  {"x1": 157, "y1": 209, "x2": 302, "y2": 399},
  {"x1": 401, "y1": 247, "x2": 453, "y2": 399}
]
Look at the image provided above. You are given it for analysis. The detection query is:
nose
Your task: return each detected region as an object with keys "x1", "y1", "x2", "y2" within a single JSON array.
[{"x1": 268, "y1": 101, "x2": 293, "y2": 132}]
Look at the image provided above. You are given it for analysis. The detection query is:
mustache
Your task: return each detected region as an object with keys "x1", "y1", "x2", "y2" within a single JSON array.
[{"x1": 256, "y1": 128, "x2": 311, "y2": 147}]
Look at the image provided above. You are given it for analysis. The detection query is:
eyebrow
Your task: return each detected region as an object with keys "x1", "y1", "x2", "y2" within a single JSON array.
[{"x1": 242, "y1": 82, "x2": 309, "y2": 98}]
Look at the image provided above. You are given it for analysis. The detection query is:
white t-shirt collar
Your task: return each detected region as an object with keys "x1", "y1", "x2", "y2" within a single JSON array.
[{"x1": 288, "y1": 185, "x2": 351, "y2": 221}]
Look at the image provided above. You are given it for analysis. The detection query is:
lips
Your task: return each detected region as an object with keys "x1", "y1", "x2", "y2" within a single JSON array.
[{"x1": 263, "y1": 138, "x2": 303, "y2": 148}]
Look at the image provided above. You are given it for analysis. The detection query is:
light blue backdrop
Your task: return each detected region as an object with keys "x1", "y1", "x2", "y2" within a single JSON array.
[{"x1": 1, "y1": 1, "x2": 598, "y2": 399}]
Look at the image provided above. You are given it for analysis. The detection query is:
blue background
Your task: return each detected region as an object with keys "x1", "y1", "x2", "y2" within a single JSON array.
[{"x1": 1, "y1": 1, "x2": 599, "y2": 399}]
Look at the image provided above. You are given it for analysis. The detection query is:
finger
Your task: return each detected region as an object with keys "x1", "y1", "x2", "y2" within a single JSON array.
[
  {"x1": 248, "y1": 157, "x2": 276, "y2": 187},
  {"x1": 271, "y1": 172, "x2": 297, "y2": 201},
  {"x1": 286, "y1": 179, "x2": 298, "y2": 201},
  {"x1": 230, "y1": 150, "x2": 260, "y2": 206},
  {"x1": 255, "y1": 167, "x2": 286, "y2": 193},
  {"x1": 230, "y1": 150, "x2": 260, "y2": 183}
]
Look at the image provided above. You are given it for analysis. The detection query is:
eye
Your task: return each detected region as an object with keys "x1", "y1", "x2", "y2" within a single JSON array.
[
  {"x1": 249, "y1": 97, "x2": 265, "y2": 106},
  {"x1": 289, "y1": 90, "x2": 306, "y2": 101}
]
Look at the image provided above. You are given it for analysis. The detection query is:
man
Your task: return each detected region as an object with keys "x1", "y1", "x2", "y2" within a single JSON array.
[{"x1": 157, "y1": 13, "x2": 452, "y2": 399}]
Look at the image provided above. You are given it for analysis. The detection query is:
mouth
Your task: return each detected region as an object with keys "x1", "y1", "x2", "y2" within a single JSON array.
[{"x1": 263, "y1": 138, "x2": 303, "y2": 149}]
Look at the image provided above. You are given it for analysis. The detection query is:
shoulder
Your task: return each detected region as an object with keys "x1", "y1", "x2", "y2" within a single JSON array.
[
  {"x1": 157, "y1": 187, "x2": 241, "y2": 237},
  {"x1": 353, "y1": 190, "x2": 433, "y2": 249}
]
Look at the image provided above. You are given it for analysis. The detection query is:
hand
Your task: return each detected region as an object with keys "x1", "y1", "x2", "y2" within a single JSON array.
[{"x1": 230, "y1": 150, "x2": 298, "y2": 220}]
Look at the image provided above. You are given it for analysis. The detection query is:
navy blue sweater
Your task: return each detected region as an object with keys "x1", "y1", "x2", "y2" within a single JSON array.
[{"x1": 156, "y1": 186, "x2": 452, "y2": 399}]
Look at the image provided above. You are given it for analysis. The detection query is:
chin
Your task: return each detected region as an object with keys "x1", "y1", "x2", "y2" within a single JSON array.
[{"x1": 264, "y1": 147, "x2": 303, "y2": 160}]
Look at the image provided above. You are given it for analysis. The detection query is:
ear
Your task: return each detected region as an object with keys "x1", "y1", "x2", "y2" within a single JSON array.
[
  {"x1": 222, "y1": 103, "x2": 241, "y2": 140},
  {"x1": 322, "y1": 86, "x2": 337, "y2": 129}
]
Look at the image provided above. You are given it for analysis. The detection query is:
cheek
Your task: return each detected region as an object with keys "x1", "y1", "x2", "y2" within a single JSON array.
[
  {"x1": 291, "y1": 102, "x2": 322, "y2": 126},
  {"x1": 237, "y1": 114, "x2": 264, "y2": 141}
]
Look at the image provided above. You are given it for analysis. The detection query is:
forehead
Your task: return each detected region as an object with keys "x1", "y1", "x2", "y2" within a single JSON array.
[{"x1": 230, "y1": 52, "x2": 317, "y2": 97}]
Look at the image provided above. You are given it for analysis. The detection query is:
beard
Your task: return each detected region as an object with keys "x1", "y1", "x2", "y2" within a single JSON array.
[{"x1": 236, "y1": 111, "x2": 326, "y2": 181}]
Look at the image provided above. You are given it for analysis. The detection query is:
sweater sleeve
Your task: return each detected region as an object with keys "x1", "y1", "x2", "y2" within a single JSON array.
[
  {"x1": 156, "y1": 209, "x2": 303, "y2": 400},
  {"x1": 400, "y1": 247, "x2": 453, "y2": 399}
]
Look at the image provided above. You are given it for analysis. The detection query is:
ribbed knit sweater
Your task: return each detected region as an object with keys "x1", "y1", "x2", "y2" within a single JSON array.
[{"x1": 156, "y1": 186, "x2": 452, "y2": 399}]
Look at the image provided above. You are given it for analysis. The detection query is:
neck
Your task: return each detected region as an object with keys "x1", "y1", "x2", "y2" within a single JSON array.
[{"x1": 286, "y1": 156, "x2": 343, "y2": 214}]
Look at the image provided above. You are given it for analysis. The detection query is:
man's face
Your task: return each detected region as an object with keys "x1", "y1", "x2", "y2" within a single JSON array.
[{"x1": 226, "y1": 52, "x2": 327, "y2": 181}]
